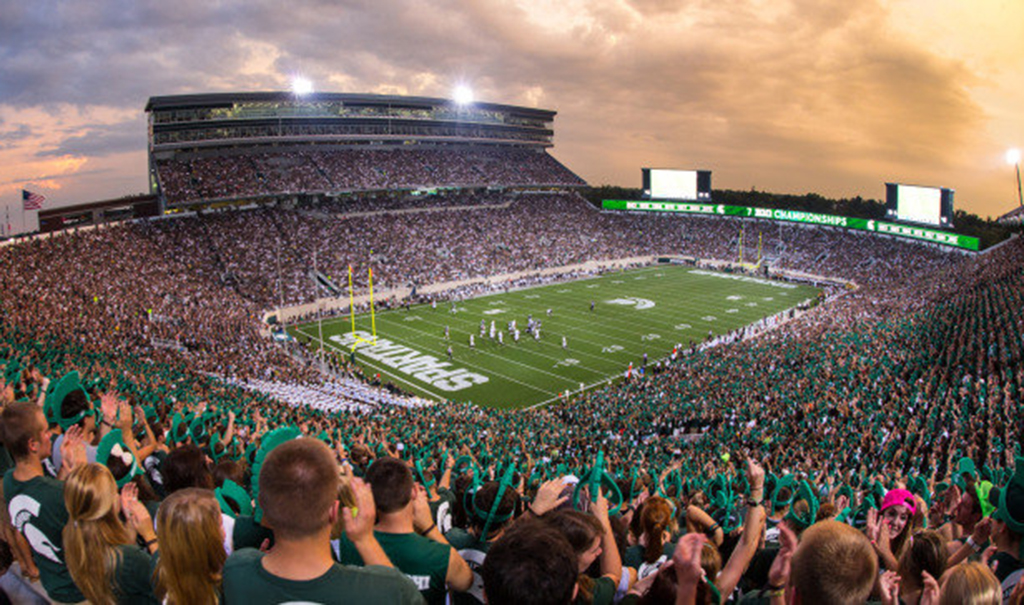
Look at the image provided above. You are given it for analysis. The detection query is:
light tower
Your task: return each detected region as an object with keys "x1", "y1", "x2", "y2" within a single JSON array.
[{"x1": 1008, "y1": 148, "x2": 1023, "y2": 207}]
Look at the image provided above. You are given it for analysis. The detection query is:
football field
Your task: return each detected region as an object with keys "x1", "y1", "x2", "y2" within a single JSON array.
[{"x1": 291, "y1": 265, "x2": 820, "y2": 409}]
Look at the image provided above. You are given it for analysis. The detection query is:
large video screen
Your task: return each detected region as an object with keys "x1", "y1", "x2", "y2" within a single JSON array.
[
  {"x1": 643, "y1": 169, "x2": 712, "y2": 201},
  {"x1": 885, "y1": 183, "x2": 954, "y2": 228}
]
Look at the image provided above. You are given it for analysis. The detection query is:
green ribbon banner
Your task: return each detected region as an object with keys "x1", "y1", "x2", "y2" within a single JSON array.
[{"x1": 601, "y1": 200, "x2": 979, "y2": 251}]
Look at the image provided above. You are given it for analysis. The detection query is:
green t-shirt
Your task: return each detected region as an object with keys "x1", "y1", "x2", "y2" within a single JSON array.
[
  {"x1": 3, "y1": 470, "x2": 85, "y2": 603},
  {"x1": 112, "y1": 544, "x2": 159, "y2": 604},
  {"x1": 574, "y1": 575, "x2": 617, "y2": 605},
  {"x1": 623, "y1": 542, "x2": 675, "y2": 580},
  {"x1": 336, "y1": 531, "x2": 451, "y2": 605},
  {"x1": 231, "y1": 514, "x2": 274, "y2": 551},
  {"x1": 0, "y1": 446, "x2": 14, "y2": 480},
  {"x1": 223, "y1": 547, "x2": 424, "y2": 605},
  {"x1": 429, "y1": 488, "x2": 456, "y2": 535},
  {"x1": 446, "y1": 527, "x2": 492, "y2": 605},
  {"x1": 735, "y1": 590, "x2": 773, "y2": 605}
]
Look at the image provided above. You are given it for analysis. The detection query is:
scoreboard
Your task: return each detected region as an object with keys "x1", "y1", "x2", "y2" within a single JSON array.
[
  {"x1": 885, "y1": 183, "x2": 954, "y2": 228},
  {"x1": 642, "y1": 169, "x2": 712, "y2": 201}
]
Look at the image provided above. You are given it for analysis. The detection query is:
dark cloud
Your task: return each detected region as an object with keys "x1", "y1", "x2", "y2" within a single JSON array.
[
  {"x1": 0, "y1": 1, "x2": 265, "y2": 107},
  {"x1": 35, "y1": 118, "x2": 144, "y2": 159},
  {"x1": 0, "y1": 168, "x2": 112, "y2": 187},
  {"x1": 0, "y1": 0, "x2": 1008, "y2": 214},
  {"x1": 0, "y1": 124, "x2": 34, "y2": 149}
]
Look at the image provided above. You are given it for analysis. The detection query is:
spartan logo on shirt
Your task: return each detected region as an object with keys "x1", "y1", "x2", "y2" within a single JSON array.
[
  {"x1": 435, "y1": 501, "x2": 453, "y2": 535},
  {"x1": 637, "y1": 555, "x2": 668, "y2": 580},
  {"x1": 9, "y1": 495, "x2": 62, "y2": 563},
  {"x1": 459, "y1": 548, "x2": 488, "y2": 602}
]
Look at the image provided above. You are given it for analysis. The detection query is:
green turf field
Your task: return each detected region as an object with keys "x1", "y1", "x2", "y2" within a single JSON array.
[{"x1": 291, "y1": 265, "x2": 820, "y2": 409}]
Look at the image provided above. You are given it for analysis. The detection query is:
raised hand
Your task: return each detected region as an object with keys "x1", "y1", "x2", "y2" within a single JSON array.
[
  {"x1": 981, "y1": 546, "x2": 999, "y2": 575},
  {"x1": 411, "y1": 484, "x2": 434, "y2": 533},
  {"x1": 747, "y1": 458, "x2": 765, "y2": 500},
  {"x1": 529, "y1": 478, "x2": 569, "y2": 516},
  {"x1": 120, "y1": 482, "x2": 155, "y2": 538},
  {"x1": 972, "y1": 517, "x2": 993, "y2": 544},
  {"x1": 768, "y1": 521, "x2": 797, "y2": 589},
  {"x1": 593, "y1": 487, "x2": 610, "y2": 526},
  {"x1": 878, "y1": 570, "x2": 902, "y2": 605},
  {"x1": 116, "y1": 399, "x2": 133, "y2": 430},
  {"x1": 876, "y1": 517, "x2": 893, "y2": 556},
  {"x1": 746, "y1": 458, "x2": 766, "y2": 486},
  {"x1": 919, "y1": 571, "x2": 940, "y2": 605},
  {"x1": 60, "y1": 425, "x2": 88, "y2": 473},
  {"x1": 99, "y1": 392, "x2": 120, "y2": 426},
  {"x1": 342, "y1": 477, "x2": 377, "y2": 544},
  {"x1": 673, "y1": 533, "x2": 708, "y2": 585},
  {"x1": 866, "y1": 508, "x2": 881, "y2": 542}
]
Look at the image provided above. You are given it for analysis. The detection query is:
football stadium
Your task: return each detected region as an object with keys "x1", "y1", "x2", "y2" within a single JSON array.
[{"x1": 1, "y1": 89, "x2": 1023, "y2": 604}]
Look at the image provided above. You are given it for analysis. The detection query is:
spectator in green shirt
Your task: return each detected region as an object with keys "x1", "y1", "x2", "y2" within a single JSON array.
[
  {"x1": 2, "y1": 401, "x2": 87, "y2": 603},
  {"x1": 336, "y1": 456, "x2": 473, "y2": 604},
  {"x1": 222, "y1": 438, "x2": 422, "y2": 604}
]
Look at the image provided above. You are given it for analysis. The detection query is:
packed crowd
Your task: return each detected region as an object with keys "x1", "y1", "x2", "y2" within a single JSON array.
[
  {"x1": 312, "y1": 190, "x2": 515, "y2": 216},
  {"x1": 156, "y1": 147, "x2": 587, "y2": 204},
  {"x1": 1, "y1": 185, "x2": 1022, "y2": 602},
  {"x1": 0, "y1": 193, "x2": 960, "y2": 388},
  {"x1": 0, "y1": 376, "x2": 1022, "y2": 604}
]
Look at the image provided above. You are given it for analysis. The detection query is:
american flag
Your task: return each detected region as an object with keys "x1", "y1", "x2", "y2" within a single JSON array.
[{"x1": 22, "y1": 189, "x2": 45, "y2": 210}]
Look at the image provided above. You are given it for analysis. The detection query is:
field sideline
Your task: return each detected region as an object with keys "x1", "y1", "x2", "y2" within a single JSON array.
[{"x1": 291, "y1": 264, "x2": 821, "y2": 409}]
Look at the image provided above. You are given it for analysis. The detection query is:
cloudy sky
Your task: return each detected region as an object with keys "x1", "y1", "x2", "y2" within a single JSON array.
[{"x1": 2, "y1": 0, "x2": 1023, "y2": 232}]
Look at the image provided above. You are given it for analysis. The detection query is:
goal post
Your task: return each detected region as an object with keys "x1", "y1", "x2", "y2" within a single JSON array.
[{"x1": 347, "y1": 264, "x2": 378, "y2": 350}]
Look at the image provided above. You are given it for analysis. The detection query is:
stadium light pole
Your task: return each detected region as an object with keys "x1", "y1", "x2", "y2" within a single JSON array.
[{"x1": 1008, "y1": 148, "x2": 1023, "y2": 208}]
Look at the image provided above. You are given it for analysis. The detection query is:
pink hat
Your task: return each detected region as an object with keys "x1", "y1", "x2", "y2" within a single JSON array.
[{"x1": 880, "y1": 488, "x2": 917, "y2": 517}]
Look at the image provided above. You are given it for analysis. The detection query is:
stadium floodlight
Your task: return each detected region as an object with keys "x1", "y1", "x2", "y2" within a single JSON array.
[
  {"x1": 1008, "y1": 148, "x2": 1024, "y2": 208},
  {"x1": 453, "y1": 85, "x2": 474, "y2": 106},
  {"x1": 291, "y1": 77, "x2": 314, "y2": 96}
]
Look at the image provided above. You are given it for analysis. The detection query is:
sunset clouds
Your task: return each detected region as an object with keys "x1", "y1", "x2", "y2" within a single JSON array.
[{"x1": 1, "y1": 0, "x2": 1021, "y2": 228}]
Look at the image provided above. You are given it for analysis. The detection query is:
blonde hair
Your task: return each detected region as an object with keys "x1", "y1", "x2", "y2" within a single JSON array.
[
  {"x1": 939, "y1": 562, "x2": 1001, "y2": 605},
  {"x1": 62, "y1": 463, "x2": 133, "y2": 605},
  {"x1": 698, "y1": 541, "x2": 723, "y2": 605},
  {"x1": 154, "y1": 488, "x2": 226, "y2": 605}
]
